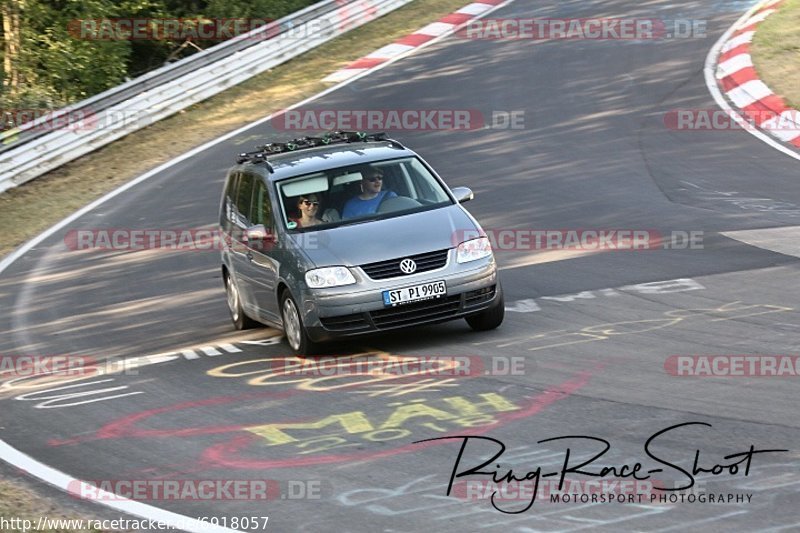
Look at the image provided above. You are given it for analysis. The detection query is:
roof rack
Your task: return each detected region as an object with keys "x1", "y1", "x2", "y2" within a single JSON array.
[{"x1": 235, "y1": 131, "x2": 405, "y2": 169}]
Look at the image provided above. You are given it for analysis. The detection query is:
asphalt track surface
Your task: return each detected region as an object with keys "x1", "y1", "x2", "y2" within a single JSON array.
[{"x1": 2, "y1": 0, "x2": 800, "y2": 531}]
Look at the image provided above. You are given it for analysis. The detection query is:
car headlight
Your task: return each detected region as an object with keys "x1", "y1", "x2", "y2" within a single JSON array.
[
  {"x1": 457, "y1": 237, "x2": 493, "y2": 263},
  {"x1": 305, "y1": 266, "x2": 357, "y2": 288}
]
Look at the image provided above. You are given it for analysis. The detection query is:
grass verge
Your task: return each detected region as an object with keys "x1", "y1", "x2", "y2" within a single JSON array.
[
  {"x1": 0, "y1": 477, "x2": 103, "y2": 532},
  {"x1": 750, "y1": 0, "x2": 800, "y2": 109},
  {"x1": 0, "y1": 0, "x2": 473, "y2": 259}
]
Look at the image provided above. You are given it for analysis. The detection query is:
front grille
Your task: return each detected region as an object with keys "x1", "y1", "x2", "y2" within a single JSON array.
[{"x1": 360, "y1": 249, "x2": 449, "y2": 280}]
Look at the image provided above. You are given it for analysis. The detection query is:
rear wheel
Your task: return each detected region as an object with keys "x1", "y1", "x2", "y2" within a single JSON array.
[
  {"x1": 465, "y1": 284, "x2": 505, "y2": 331},
  {"x1": 281, "y1": 291, "x2": 321, "y2": 355},
  {"x1": 225, "y1": 272, "x2": 259, "y2": 330}
]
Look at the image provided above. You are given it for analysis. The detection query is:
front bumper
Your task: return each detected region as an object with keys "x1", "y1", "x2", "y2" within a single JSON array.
[{"x1": 300, "y1": 255, "x2": 500, "y2": 343}]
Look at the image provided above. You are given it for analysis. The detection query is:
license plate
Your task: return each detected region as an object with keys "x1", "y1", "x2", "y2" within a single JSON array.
[{"x1": 383, "y1": 280, "x2": 447, "y2": 307}]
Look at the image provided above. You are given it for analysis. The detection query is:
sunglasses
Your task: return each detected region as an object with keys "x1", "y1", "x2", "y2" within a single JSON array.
[
  {"x1": 365, "y1": 176, "x2": 383, "y2": 182},
  {"x1": 301, "y1": 200, "x2": 320, "y2": 206}
]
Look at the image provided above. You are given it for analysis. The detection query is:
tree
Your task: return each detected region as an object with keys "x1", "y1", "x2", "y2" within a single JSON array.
[
  {"x1": 1, "y1": 0, "x2": 24, "y2": 95},
  {"x1": 1, "y1": 0, "x2": 320, "y2": 110},
  {"x1": 1, "y1": 0, "x2": 133, "y2": 108}
]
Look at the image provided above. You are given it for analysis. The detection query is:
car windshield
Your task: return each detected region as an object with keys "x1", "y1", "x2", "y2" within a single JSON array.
[{"x1": 276, "y1": 156, "x2": 453, "y2": 231}]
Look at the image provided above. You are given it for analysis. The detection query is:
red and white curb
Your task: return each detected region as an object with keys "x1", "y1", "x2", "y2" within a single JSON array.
[
  {"x1": 713, "y1": 0, "x2": 800, "y2": 149},
  {"x1": 322, "y1": 0, "x2": 504, "y2": 83}
]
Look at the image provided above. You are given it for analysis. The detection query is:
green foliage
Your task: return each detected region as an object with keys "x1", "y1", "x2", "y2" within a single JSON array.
[
  {"x1": 204, "y1": 0, "x2": 321, "y2": 19},
  {"x1": 3, "y1": 0, "x2": 133, "y2": 108},
  {"x1": 1, "y1": 0, "x2": 319, "y2": 110}
]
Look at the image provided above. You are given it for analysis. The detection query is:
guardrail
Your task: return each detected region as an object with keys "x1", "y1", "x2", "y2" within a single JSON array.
[{"x1": 0, "y1": 0, "x2": 413, "y2": 194}]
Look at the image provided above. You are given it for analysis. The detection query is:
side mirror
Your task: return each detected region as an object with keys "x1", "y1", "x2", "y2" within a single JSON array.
[
  {"x1": 451, "y1": 187, "x2": 474, "y2": 203},
  {"x1": 244, "y1": 224, "x2": 276, "y2": 250},
  {"x1": 245, "y1": 224, "x2": 268, "y2": 241}
]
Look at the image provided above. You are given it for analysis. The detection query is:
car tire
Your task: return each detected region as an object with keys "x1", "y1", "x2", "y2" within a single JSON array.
[
  {"x1": 280, "y1": 291, "x2": 321, "y2": 355},
  {"x1": 465, "y1": 284, "x2": 505, "y2": 331},
  {"x1": 225, "y1": 272, "x2": 259, "y2": 330}
]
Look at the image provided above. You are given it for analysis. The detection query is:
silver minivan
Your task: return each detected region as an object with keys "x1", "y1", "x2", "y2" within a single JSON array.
[{"x1": 219, "y1": 132, "x2": 503, "y2": 353}]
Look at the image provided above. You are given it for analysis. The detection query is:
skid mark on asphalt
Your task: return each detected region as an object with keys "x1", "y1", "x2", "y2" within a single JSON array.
[
  {"x1": 681, "y1": 180, "x2": 800, "y2": 219},
  {"x1": 480, "y1": 300, "x2": 793, "y2": 352},
  {"x1": 505, "y1": 278, "x2": 705, "y2": 313}
]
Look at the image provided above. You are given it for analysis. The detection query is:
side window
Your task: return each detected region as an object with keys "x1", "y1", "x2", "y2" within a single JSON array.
[
  {"x1": 234, "y1": 172, "x2": 256, "y2": 228},
  {"x1": 249, "y1": 178, "x2": 274, "y2": 231},
  {"x1": 222, "y1": 172, "x2": 240, "y2": 230}
]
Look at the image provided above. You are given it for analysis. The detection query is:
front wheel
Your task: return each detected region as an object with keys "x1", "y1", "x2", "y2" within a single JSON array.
[
  {"x1": 465, "y1": 285, "x2": 505, "y2": 331},
  {"x1": 280, "y1": 291, "x2": 321, "y2": 355},
  {"x1": 225, "y1": 272, "x2": 259, "y2": 330}
]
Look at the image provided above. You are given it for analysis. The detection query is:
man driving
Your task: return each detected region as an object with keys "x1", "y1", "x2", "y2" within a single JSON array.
[{"x1": 341, "y1": 169, "x2": 397, "y2": 219}]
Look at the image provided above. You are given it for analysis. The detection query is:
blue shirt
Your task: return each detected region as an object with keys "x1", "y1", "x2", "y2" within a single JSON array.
[{"x1": 342, "y1": 190, "x2": 397, "y2": 219}]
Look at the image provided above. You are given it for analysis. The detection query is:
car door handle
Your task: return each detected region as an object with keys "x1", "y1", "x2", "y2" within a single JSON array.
[{"x1": 246, "y1": 250, "x2": 254, "y2": 261}]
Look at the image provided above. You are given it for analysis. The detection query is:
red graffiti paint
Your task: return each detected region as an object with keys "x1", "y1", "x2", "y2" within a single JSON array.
[{"x1": 50, "y1": 372, "x2": 593, "y2": 470}]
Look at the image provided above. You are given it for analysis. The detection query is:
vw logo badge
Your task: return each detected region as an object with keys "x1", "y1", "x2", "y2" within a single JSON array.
[{"x1": 399, "y1": 258, "x2": 417, "y2": 274}]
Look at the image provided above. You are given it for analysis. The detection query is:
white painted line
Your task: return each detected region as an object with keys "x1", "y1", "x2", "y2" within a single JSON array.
[
  {"x1": 200, "y1": 346, "x2": 222, "y2": 356},
  {"x1": 761, "y1": 122, "x2": 800, "y2": 142},
  {"x1": 456, "y1": 2, "x2": 493, "y2": 15},
  {"x1": 505, "y1": 299, "x2": 541, "y2": 313},
  {"x1": 727, "y1": 79, "x2": 773, "y2": 108},
  {"x1": 716, "y1": 53, "x2": 753, "y2": 78},
  {"x1": 0, "y1": 0, "x2": 520, "y2": 528},
  {"x1": 240, "y1": 337, "x2": 283, "y2": 346},
  {"x1": 723, "y1": 226, "x2": 800, "y2": 258},
  {"x1": 366, "y1": 43, "x2": 415, "y2": 58},
  {"x1": 180, "y1": 349, "x2": 200, "y2": 360},
  {"x1": 321, "y1": 68, "x2": 369, "y2": 83},
  {"x1": 761, "y1": 111, "x2": 800, "y2": 141},
  {"x1": 704, "y1": 0, "x2": 800, "y2": 162},
  {"x1": 219, "y1": 343, "x2": 242, "y2": 353},
  {"x1": 0, "y1": 441, "x2": 239, "y2": 533},
  {"x1": 741, "y1": 8, "x2": 776, "y2": 26},
  {"x1": 415, "y1": 21, "x2": 456, "y2": 36},
  {"x1": 720, "y1": 31, "x2": 754, "y2": 53}
]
